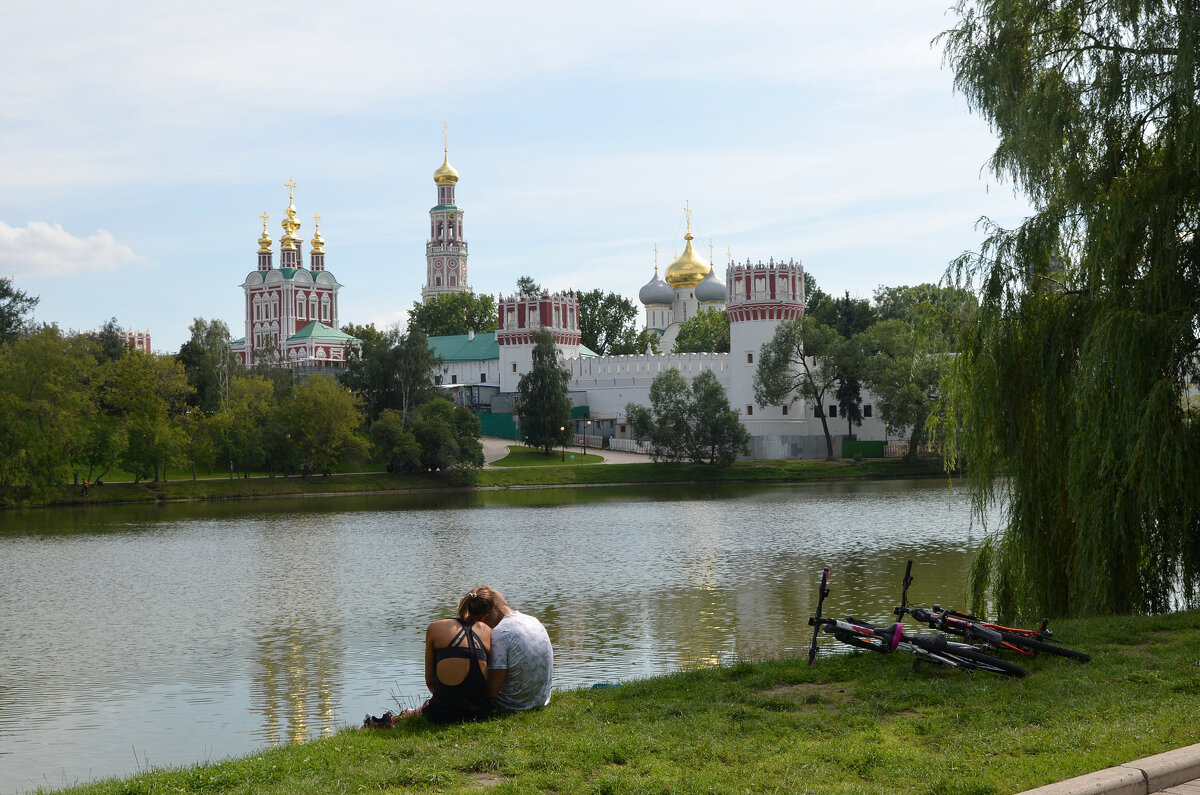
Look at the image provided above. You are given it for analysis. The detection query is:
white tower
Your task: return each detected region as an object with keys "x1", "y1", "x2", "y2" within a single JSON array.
[
  {"x1": 422, "y1": 125, "x2": 469, "y2": 302},
  {"x1": 726, "y1": 257, "x2": 807, "y2": 438}
]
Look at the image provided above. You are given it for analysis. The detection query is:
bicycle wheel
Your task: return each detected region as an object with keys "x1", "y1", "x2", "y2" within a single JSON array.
[
  {"x1": 999, "y1": 632, "x2": 1090, "y2": 662},
  {"x1": 944, "y1": 645, "x2": 1029, "y2": 677}
]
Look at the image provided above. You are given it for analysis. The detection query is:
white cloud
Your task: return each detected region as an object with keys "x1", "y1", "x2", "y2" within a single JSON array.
[{"x1": 0, "y1": 221, "x2": 146, "y2": 278}]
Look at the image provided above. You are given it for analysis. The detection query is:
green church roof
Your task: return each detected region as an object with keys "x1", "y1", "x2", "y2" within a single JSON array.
[
  {"x1": 427, "y1": 331, "x2": 598, "y2": 361},
  {"x1": 288, "y1": 322, "x2": 358, "y2": 342},
  {"x1": 428, "y1": 332, "x2": 500, "y2": 361}
]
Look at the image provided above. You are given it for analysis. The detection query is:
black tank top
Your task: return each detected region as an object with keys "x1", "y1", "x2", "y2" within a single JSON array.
[{"x1": 423, "y1": 619, "x2": 491, "y2": 724}]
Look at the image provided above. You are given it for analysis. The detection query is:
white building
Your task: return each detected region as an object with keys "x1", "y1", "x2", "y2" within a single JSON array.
[{"x1": 414, "y1": 146, "x2": 895, "y2": 459}]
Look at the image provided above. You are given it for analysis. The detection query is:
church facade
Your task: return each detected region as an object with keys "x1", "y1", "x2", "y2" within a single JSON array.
[{"x1": 231, "y1": 180, "x2": 357, "y2": 369}]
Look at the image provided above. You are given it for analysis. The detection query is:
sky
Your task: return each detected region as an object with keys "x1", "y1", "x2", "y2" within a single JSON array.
[{"x1": 0, "y1": 1, "x2": 1030, "y2": 354}]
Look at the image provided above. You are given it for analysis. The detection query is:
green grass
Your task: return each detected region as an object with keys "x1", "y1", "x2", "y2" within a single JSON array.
[
  {"x1": 14, "y1": 457, "x2": 948, "y2": 508},
  {"x1": 490, "y1": 445, "x2": 605, "y2": 467},
  {"x1": 48, "y1": 610, "x2": 1200, "y2": 794}
]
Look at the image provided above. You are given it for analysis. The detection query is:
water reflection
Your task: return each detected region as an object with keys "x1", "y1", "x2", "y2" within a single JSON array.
[{"x1": 0, "y1": 479, "x2": 989, "y2": 795}]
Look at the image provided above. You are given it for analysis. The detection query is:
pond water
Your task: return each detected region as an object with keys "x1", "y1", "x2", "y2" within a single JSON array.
[{"x1": 0, "y1": 479, "x2": 991, "y2": 794}]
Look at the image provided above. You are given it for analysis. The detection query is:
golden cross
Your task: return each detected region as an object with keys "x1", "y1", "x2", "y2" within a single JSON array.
[
  {"x1": 683, "y1": 200, "x2": 692, "y2": 233},
  {"x1": 312, "y1": 212, "x2": 321, "y2": 228},
  {"x1": 709, "y1": 238, "x2": 714, "y2": 262},
  {"x1": 260, "y1": 212, "x2": 269, "y2": 230},
  {"x1": 726, "y1": 245, "x2": 732, "y2": 262},
  {"x1": 653, "y1": 242, "x2": 660, "y2": 273},
  {"x1": 442, "y1": 122, "x2": 449, "y2": 152},
  {"x1": 285, "y1": 178, "x2": 297, "y2": 199}
]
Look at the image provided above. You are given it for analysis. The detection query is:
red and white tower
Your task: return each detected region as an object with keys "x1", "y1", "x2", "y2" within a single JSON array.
[
  {"x1": 422, "y1": 125, "x2": 469, "y2": 302},
  {"x1": 497, "y1": 292, "x2": 581, "y2": 392}
]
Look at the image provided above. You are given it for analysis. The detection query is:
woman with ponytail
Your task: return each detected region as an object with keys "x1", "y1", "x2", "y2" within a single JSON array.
[{"x1": 408, "y1": 589, "x2": 495, "y2": 724}]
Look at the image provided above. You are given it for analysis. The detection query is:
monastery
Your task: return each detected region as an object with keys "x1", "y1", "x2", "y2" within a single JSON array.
[{"x1": 233, "y1": 143, "x2": 894, "y2": 459}]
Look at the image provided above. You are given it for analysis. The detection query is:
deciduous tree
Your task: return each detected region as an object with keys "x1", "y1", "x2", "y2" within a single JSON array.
[
  {"x1": 672, "y1": 308, "x2": 730, "y2": 353},
  {"x1": 571, "y1": 289, "x2": 640, "y2": 355},
  {"x1": 289, "y1": 375, "x2": 368, "y2": 476},
  {"x1": 753, "y1": 317, "x2": 847, "y2": 459},
  {"x1": 517, "y1": 328, "x2": 572, "y2": 454},
  {"x1": 406, "y1": 293, "x2": 498, "y2": 338},
  {"x1": 938, "y1": 1, "x2": 1200, "y2": 617},
  {"x1": 626, "y1": 368, "x2": 749, "y2": 466},
  {"x1": 0, "y1": 277, "x2": 38, "y2": 346}
]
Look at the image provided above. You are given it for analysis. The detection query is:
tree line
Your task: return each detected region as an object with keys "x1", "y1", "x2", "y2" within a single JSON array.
[{"x1": 0, "y1": 291, "x2": 482, "y2": 504}]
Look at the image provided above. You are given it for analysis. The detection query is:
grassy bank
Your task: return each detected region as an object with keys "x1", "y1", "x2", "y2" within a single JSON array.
[
  {"x1": 16, "y1": 457, "x2": 947, "y2": 509},
  {"x1": 48, "y1": 610, "x2": 1200, "y2": 794}
]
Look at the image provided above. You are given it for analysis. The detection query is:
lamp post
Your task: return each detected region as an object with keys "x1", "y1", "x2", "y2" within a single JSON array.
[
  {"x1": 560, "y1": 425, "x2": 565, "y2": 462},
  {"x1": 583, "y1": 420, "x2": 592, "y2": 458}
]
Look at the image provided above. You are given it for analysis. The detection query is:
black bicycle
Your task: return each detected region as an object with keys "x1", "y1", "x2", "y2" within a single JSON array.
[
  {"x1": 807, "y1": 568, "x2": 1028, "y2": 677},
  {"x1": 894, "y1": 561, "x2": 1090, "y2": 663}
]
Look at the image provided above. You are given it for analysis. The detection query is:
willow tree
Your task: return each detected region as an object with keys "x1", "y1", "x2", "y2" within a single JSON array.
[{"x1": 938, "y1": 2, "x2": 1200, "y2": 618}]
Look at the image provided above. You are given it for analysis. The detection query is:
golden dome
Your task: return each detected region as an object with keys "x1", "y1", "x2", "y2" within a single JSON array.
[
  {"x1": 311, "y1": 213, "x2": 325, "y2": 253},
  {"x1": 664, "y1": 233, "x2": 711, "y2": 288},
  {"x1": 434, "y1": 150, "x2": 459, "y2": 184},
  {"x1": 258, "y1": 213, "x2": 272, "y2": 253}
]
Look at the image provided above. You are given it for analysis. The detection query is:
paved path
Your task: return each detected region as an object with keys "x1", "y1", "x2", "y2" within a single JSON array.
[
  {"x1": 481, "y1": 436, "x2": 652, "y2": 467},
  {"x1": 1017, "y1": 742, "x2": 1200, "y2": 794}
]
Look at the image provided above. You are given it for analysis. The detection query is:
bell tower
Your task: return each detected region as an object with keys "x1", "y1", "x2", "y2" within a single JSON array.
[{"x1": 422, "y1": 124, "x2": 470, "y2": 302}]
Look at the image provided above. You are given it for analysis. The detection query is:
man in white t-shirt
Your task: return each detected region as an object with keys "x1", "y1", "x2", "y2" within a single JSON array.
[{"x1": 478, "y1": 586, "x2": 553, "y2": 711}]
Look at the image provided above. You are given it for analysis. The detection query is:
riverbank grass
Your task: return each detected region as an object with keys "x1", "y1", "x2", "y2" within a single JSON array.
[
  {"x1": 26, "y1": 457, "x2": 948, "y2": 508},
  {"x1": 54, "y1": 610, "x2": 1200, "y2": 794},
  {"x1": 489, "y1": 445, "x2": 605, "y2": 467}
]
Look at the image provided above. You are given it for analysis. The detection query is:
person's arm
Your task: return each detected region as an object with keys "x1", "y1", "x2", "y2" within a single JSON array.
[
  {"x1": 487, "y1": 667, "x2": 507, "y2": 701},
  {"x1": 424, "y1": 623, "x2": 437, "y2": 694}
]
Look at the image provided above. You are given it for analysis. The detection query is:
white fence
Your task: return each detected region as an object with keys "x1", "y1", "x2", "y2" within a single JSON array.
[{"x1": 608, "y1": 437, "x2": 653, "y2": 455}]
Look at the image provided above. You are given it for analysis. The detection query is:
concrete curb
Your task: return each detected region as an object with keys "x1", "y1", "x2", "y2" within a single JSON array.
[{"x1": 1017, "y1": 743, "x2": 1200, "y2": 794}]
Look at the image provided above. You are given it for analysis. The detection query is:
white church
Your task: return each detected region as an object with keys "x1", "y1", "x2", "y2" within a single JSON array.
[
  {"x1": 234, "y1": 142, "x2": 896, "y2": 459},
  {"x1": 417, "y1": 142, "x2": 894, "y2": 459}
]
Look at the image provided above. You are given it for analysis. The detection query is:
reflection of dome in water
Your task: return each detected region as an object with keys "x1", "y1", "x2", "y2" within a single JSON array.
[
  {"x1": 664, "y1": 233, "x2": 710, "y2": 288},
  {"x1": 639, "y1": 268, "x2": 674, "y2": 305},
  {"x1": 695, "y1": 265, "x2": 726, "y2": 303}
]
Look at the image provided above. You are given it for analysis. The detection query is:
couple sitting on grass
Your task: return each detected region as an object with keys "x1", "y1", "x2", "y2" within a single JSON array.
[{"x1": 364, "y1": 585, "x2": 553, "y2": 727}]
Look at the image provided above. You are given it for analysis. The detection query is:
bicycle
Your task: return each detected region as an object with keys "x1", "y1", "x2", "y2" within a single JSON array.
[
  {"x1": 894, "y1": 560, "x2": 1090, "y2": 662},
  {"x1": 807, "y1": 568, "x2": 1028, "y2": 677}
]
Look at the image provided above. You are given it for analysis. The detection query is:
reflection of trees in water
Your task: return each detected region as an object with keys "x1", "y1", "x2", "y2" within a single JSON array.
[{"x1": 252, "y1": 619, "x2": 341, "y2": 746}]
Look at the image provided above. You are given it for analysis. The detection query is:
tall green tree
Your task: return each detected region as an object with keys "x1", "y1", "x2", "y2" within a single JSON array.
[
  {"x1": 515, "y1": 276, "x2": 542, "y2": 297},
  {"x1": 938, "y1": 1, "x2": 1200, "y2": 617},
  {"x1": 412, "y1": 398, "x2": 484, "y2": 472},
  {"x1": 672, "y1": 308, "x2": 730, "y2": 353},
  {"x1": 571, "y1": 289, "x2": 640, "y2": 355},
  {"x1": 753, "y1": 316, "x2": 848, "y2": 459},
  {"x1": 625, "y1": 368, "x2": 749, "y2": 466},
  {"x1": 177, "y1": 317, "x2": 234, "y2": 413},
  {"x1": 0, "y1": 326, "x2": 95, "y2": 500},
  {"x1": 110, "y1": 351, "x2": 192, "y2": 482},
  {"x1": 0, "y1": 277, "x2": 38, "y2": 346},
  {"x1": 517, "y1": 328, "x2": 572, "y2": 454},
  {"x1": 91, "y1": 317, "x2": 129, "y2": 364},
  {"x1": 858, "y1": 320, "x2": 948, "y2": 460},
  {"x1": 371, "y1": 408, "x2": 422, "y2": 473},
  {"x1": 341, "y1": 324, "x2": 442, "y2": 424},
  {"x1": 407, "y1": 293, "x2": 498, "y2": 337},
  {"x1": 289, "y1": 375, "x2": 368, "y2": 476}
]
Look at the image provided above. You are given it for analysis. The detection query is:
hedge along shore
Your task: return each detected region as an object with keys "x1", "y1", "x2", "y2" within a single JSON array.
[
  {"x1": 8, "y1": 457, "x2": 949, "y2": 510},
  {"x1": 38, "y1": 610, "x2": 1200, "y2": 795}
]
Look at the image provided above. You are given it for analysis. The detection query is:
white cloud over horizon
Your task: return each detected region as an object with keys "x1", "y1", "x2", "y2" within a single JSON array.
[{"x1": 0, "y1": 221, "x2": 146, "y2": 278}]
